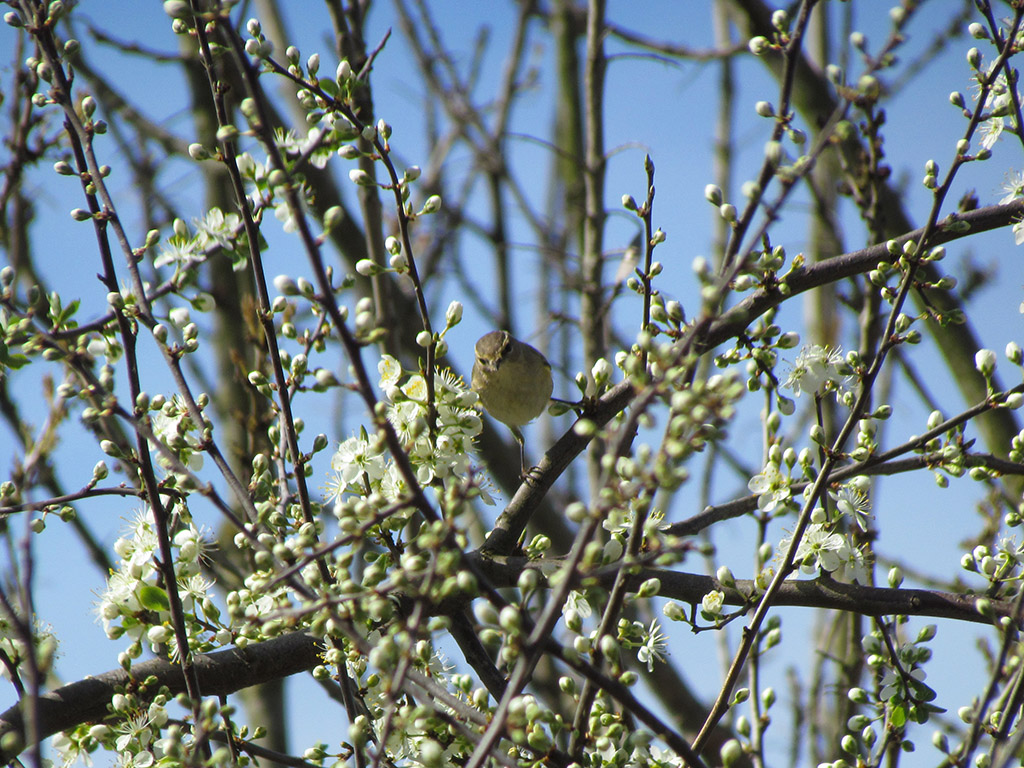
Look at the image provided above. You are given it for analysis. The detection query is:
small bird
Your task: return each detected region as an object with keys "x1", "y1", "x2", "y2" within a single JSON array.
[{"x1": 471, "y1": 330, "x2": 553, "y2": 474}]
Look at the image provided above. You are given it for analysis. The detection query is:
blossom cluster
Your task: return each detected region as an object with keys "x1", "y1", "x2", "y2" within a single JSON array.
[
  {"x1": 95, "y1": 507, "x2": 218, "y2": 658},
  {"x1": 775, "y1": 479, "x2": 872, "y2": 584},
  {"x1": 326, "y1": 351, "x2": 487, "y2": 526},
  {"x1": 154, "y1": 207, "x2": 243, "y2": 272},
  {"x1": 782, "y1": 343, "x2": 853, "y2": 400}
]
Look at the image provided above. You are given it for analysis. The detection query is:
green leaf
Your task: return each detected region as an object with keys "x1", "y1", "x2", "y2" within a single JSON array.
[
  {"x1": 138, "y1": 585, "x2": 171, "y2": 612},
  {"x1": 890, "y1": 703, "x2": 907, "y2": 728},
  {"x1": 908, "y1": 677, "x2": 939, "y2": 703},
  {"x1": 0, "y1": 338, "x2": 29, "y2": 371},
  {"x1": 318, "y1": 78, "x2": 338, "y2": 98},
  {"x1": 55, "y1": 299, "x2": 80, "y2": 328}
]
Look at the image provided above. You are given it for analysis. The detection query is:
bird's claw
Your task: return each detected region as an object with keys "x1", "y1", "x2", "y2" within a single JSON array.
[{"x1": 519, "y1": 463, "x2": 543, "y2": 486}]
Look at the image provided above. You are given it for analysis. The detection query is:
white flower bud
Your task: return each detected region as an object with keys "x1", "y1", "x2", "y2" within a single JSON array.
[
  {"x1": 445, "y1": 301, "x2": 463, "y2": 327},
  {"x1": 348, "y1": 168, "x2": 373, "y2": 186},
  {"x1": 216, "y1": 124, "x2": 239, "y2": 143},
  {"x1": 748, "y1": 35, "x2": 769, "y2": 55},
  {"x1": 975, "y1": 348, "x2": 996, "y2": 376},
  {"x1": 1006, "y1": 342, "x2": 1022, "y2": 365},
  {"x1": 323, "y1": 206, "x2": 344, "y2": 232},
  {"x1": 858, "y1": 74, "x2": 880, "y2": 99},
  {"x1": 355, "y1": 259, "x2": 380, "y2": 276},
  {"x1": 192, "y1": 293, "x2": 214, "y2": 312},
  {"x1": 148, "y1": 625, "x2": 172, "y2": 645},
  {"x1": 969, "y1": 22, "x2": 989, "y2": 40},
  {"x1": 716, "y1": 566, "x2": 735, "y2": 587}
]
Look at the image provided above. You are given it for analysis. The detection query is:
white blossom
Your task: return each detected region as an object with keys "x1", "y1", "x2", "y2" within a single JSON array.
[
  {"x1": 748, "y1": 461, "x2": 792, "y2": 512},
  {"x1": 783, "y1": 344, "x2": 851, "y2": 398},
  {"x1": 701, "y1": 590, "x2": 725, "y2": 617}
]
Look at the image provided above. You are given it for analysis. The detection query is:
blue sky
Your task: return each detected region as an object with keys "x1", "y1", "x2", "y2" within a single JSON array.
[{"x1": 3, "y1": 2, "x2": 1024, "y2": 765}]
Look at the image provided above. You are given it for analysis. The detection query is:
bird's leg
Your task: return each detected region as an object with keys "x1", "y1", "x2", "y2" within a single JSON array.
[
  {"x1": 511, "y1": 425, "x2": 527, "y2": 476},
  {"x1": 512, "y1": 426, "x2": 544, "y2": 485}
]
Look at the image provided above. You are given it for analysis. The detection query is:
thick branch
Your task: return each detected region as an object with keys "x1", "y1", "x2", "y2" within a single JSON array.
[
  {"x1": 700, "y1": 201, "x2": 1024, "y2": 353},
  {"x1": 469, "y1": 555, "x2": 1020, "y2": 628},
  {"x1": 0, "y1": 632, "x2": 321, "y2": 763},
  {"x1": 3, "y1": 551, "x2": 1017, "y2": 764}
]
